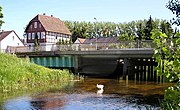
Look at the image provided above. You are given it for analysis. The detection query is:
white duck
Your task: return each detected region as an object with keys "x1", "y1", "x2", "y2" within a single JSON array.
[
  {"x1": 97, "y1": 84, "x2": 104, "y2": 90},
  {"x1": 96, "y1": 84, "x2": 104, "y2": 96}
]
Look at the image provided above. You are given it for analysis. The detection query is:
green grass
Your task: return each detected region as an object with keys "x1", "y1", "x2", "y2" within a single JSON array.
[{"x1": 0, "y1": 53, "x2": 75, "y2": 92}]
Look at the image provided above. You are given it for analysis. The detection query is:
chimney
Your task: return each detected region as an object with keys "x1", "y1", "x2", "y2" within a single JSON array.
[{"x1": 43, "y1": 13, "x2": 46, "y2": 15}]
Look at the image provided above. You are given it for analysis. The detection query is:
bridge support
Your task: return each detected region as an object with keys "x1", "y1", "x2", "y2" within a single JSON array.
[
  {"x1": 74, "y1": 55, "x2": 82, "y2": 74},
  {"x1": 123, "y1": 58, "x2": 127, "y2": 80},
  {"x1": 122, "y1": 58, "x2": 165, "y2": 82},
  {"x1": 123, "y1": 58, "x2": 135, "y2": 80}
]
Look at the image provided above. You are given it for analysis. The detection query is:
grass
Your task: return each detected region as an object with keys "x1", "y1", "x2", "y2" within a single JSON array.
[{"x1": 0, "y1": 53, "x2": 76, "y2": 92}]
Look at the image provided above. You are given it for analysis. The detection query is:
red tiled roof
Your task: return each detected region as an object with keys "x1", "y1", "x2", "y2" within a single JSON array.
[
  {"x1": 38, "y1": 14, "x2": 71, "y2": 35},
  {"x1": 0, "y1": 31, "x2": 12, "y2": 41},
  {"x1": 25, "y1": 14, "x2": 71, "y2": 35}
]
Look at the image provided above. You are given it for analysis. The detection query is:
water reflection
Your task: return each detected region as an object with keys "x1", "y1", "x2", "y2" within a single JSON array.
[
  {"x1": 97, "y1": 89, "x2": 104, "y2": 97},
  {"x1": 31, "y1": 97, "x2": 66, "y2": 109},
  {"x1": 1, "y1": 78, "x2": 174, "y2": 110}
]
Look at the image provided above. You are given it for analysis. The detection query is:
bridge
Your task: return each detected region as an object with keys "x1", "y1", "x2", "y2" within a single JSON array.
[{"x1": 15, "y1": 40, "x2": 162, "y2": 82}]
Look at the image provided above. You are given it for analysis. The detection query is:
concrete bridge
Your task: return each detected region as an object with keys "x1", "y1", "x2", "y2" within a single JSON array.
[{"x1": 16, "y1": 41, "x2": 163, "y2": 82}]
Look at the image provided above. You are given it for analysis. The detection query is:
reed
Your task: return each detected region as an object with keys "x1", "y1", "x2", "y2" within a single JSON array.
[{"x1": 0, "y1": 53, "x2": 76, "y2": 92}]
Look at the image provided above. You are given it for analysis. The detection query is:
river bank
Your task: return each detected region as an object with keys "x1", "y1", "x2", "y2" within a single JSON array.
[{"x1": 0, "y1": 53, "x2": 77, "y2": 92}]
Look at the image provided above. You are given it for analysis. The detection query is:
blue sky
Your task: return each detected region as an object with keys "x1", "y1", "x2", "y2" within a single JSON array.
[{"x1": 0, "y1": 0, "x2": 174, "y2": 38}]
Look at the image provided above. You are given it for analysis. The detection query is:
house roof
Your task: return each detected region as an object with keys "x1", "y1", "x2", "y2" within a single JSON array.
[
  {"x1": 83, "y1": 37, "x2": 118, "y2": 44},
  {"x1": 78, "y1": 38, "x2": 86, "y2": 43},
  {"x1": 0, "y1": 31, "x2": 12, "y2": 41},
  {"x1": 0, "y1": 30, "x2": 24, "y2": 46},
  {"x1": 83, "y1": 38, "x2": 96, "y2": 44},
  {"x1": 25, "y1": 14, "x2": 71, "y2": 35}
]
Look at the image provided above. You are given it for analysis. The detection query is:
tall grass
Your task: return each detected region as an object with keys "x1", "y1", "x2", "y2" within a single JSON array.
[{"x1": 0, "y1": 53, "x2": 75, "y2": 92}]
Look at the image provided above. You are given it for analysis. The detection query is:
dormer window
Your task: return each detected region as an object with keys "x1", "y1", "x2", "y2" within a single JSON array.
[{"x1": 34, "y1": 22, "x2": 37, "y2": 28}]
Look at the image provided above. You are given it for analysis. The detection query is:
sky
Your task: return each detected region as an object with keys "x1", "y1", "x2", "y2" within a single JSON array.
[{"x1": 0, "y1": 0, "x2": 175, "y2": 38}]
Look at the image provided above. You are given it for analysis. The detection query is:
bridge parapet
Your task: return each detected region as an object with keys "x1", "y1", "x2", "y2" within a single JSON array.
[{"x1": 15, "y1": 40, "x2": 155, "y2": 53}]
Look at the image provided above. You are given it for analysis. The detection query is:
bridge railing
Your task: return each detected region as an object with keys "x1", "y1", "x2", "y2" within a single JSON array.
[{"x1": 15, "y1": 40, "x2": 155, "y2": 53}]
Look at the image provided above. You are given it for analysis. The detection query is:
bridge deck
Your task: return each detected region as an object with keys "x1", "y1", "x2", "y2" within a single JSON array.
[{"x1": 17, "y1": 48, "x2": 154, "y2": 58}]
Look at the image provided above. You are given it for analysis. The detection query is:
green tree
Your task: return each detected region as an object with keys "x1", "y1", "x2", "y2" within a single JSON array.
[
  {"x1": 151, "y1": 30, "x2": 179, "y2": 82},
  {"x1": 34, "y1": 33, "x2": 39, "y2": 50},
  {"x1": 0, "y1": 6, "x2": 5, "y2": 28},
  {"x1": 144, "y1": 16, "x2": 154, "y2": 40},
  {"x1": 136, "y1": 23, "x2": 144, "y2": 40},
  {"x1": 160, "y1": 20, "x2": 173, "y2": 37},
  {"x1": 64, "y1": 18, "x2": 173, "y2": 42},
  {"x1": 151, "y1": 30, "x2": 180, "y2": 109},
  {"x1": 117, "y1": 22, "x2": 136, "y2": 41},
  {"x1": 166, "y1": 0, "x2": 180, "y2": 26},
  {"x1": 151, "y1": 1, "x2": 180, "y2": 109}
]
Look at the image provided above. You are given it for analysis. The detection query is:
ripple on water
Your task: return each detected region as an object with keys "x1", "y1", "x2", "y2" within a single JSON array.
[{"x1": 1, "y1": 78, "x2": 173, "y2": 110}]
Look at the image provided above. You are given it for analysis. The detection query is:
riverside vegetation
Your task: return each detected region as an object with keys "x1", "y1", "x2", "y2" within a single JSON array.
[{"x1": 0, "y1": 53, "x2": 77, "y2": 92}]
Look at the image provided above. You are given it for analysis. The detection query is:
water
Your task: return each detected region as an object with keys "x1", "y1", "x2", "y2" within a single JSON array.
[{"x1": 0, "y1": 78, "x2": 174, "y2": 110}]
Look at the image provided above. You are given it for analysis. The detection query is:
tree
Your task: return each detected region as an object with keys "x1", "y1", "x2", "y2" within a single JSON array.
[
  {"x1": 136, "y1": 23, "x2": 144, "y2": 40},
  {"x1": 0, "y1": 6, "x2": 5, "y2": 29},
  {"x1": 166, "y1": 0, "x2": 180, "y2": 25},
  {"x1": 151, "y1": 1, "x2": 180, "y2": 109},
  {"x1": 144, "y1": 16, "x2": 154, "y2": 40},
  {"x1": 64, "y1": 18, "x2": 173, "y2": 42},
  {"x1": 160, "y1": 20, "x2": 173, "y2": 37},
  {"x1": 151, "y1": 30, "x2": 180, "y2": 109},
  {"x1": 34, "y1": 33, "x2": 39, "y2": 51}
]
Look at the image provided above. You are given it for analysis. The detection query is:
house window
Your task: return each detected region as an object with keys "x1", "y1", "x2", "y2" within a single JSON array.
[
  {"x1": 30, "y1": 25, "x2": 32, "y2": 29},
  {"x1": 49, "y1": 32, "x2": 52, "y2": 36},
  {"x1": 52, "y1": 33, "x2": 54, "y2": 36},
  {"x1": 39, "y1": 24, "x2": 41, "y2": 28},
  {"x1": 34, "y1": 22, "x2": 37, "y2": 28},
  {"x1": 41, "y1": 32, "x2": 45, "y2": 39},
  {"x1": 37, "y1": 32, "x2": 40, "y2": 39},
  {"x1": 12, "y1": 36, "x2": 14, "y2": 41},
  {"x1": 28, "y1": 33, "x2": 31, "y2": 40},
  {"x1": 32, "y1": 33, "x2": 35, "y2": 39}
]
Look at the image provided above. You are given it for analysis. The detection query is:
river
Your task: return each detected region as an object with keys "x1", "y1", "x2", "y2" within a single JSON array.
[{"x1": 0, "y1": 78, "x2": 174, "y2": 110}]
